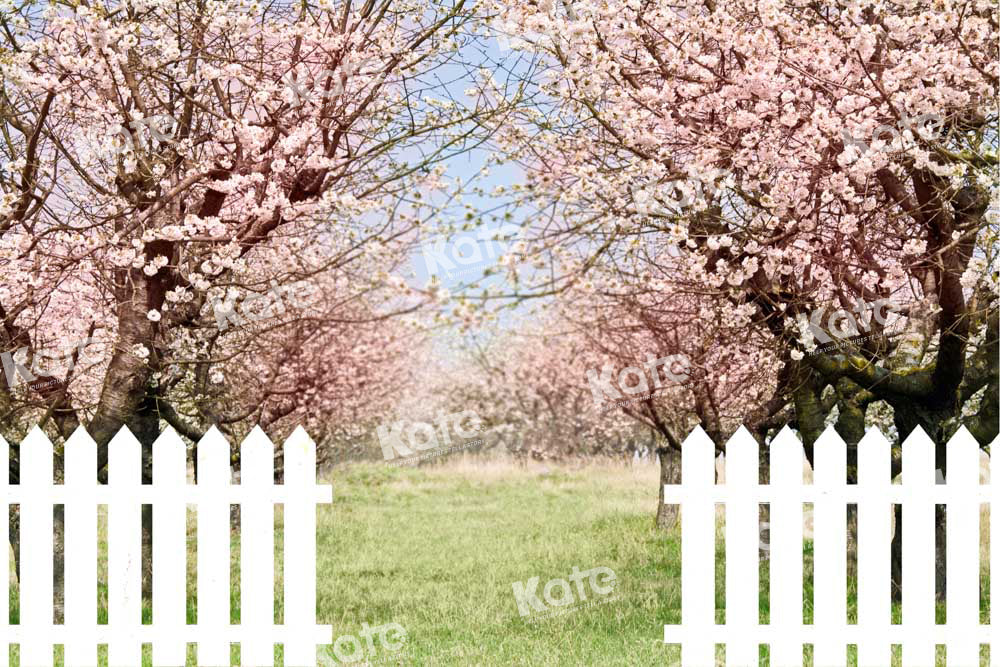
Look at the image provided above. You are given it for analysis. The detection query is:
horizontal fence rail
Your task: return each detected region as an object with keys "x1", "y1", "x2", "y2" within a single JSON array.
[
  {"x1": 663, "y1": 424, "x2": 998, "y2": 667},
  {"x1": 3, "y1": 425, "x2": 333, "y2": 667}
]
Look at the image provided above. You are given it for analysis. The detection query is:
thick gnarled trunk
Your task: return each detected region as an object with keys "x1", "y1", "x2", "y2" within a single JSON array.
[{"x1": 655, "y1": 445, "x2": 681, "y2": 530}]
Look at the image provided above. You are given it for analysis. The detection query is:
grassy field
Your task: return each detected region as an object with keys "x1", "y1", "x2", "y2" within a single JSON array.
[
  {"x1": 315, "y1": 459, "x2": 991, "y2": 667},
  {"x1": 318, "y1": 460, "x2": 674, "y2": 666},
  {"x1": 6, "y1": 457, "x2": 993, "y2": 665}
]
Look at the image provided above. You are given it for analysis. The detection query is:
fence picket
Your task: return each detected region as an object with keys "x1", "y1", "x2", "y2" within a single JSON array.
[
  {"x1": 901, "y1": 427, "x2": 936, "y2": 665},
  {"x1": 107, "y1": 427, "x2": 143, "y2": 667},
  {"x1": 812, "y1": 426, "x2": 847, "y2": 667},
  {"x1": 946, "y1": 427, "x2": 980, "y2": 667},
  {"x1": 283, "y1": 427, "x2": 324, "y2": 667},
  {"x1": 768, "y1": 427, "x2": 803, "y2": 667},
  {"x1": 63, "y1": 428, "x2": 98, "y2": 667},
  {"x1": 0, "y1": 425, "x2": 331, "y2": 666},
  {"x1": 0, "y1": 434, "x2": 9, "y2": 667},
  {"x1": 151, "y1": 429, "x2": 187, "y2": 667},
  {"x1": 2, "y1": 423, "x2": 990, "y2": 664},
  {"x1": 663, "y1": 426, "x2": 991, "y2": 663},
  {"x1": 723, "y1": 427, "x2": 759, "y2": 667},
  {"x1": 20, "y1": 426, "x2": 54, "y2": 667},
  {"x1": 197, "y1": 427, "x2": 232, "y2": 666},
  {"x1": 856, "y1": 428, "x2": 891, "y2": 667},
  {"x1": 680, "y1": 427, "x2": 716, "y2": 666},
  {"x1": 992, "y1": 436, "x2": 1000, "y2": 667},
  {"x1": 240, "y1": 428, "x2": 275, "y2": 666}
]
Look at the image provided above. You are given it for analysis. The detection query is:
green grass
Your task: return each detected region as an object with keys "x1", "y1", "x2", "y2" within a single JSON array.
[
  {"x1": 5, "y1": 458, "x2": 993, "y2": 665},
  {"x1": 317, "y1": 460, "x2": 673, "y2": 666}
]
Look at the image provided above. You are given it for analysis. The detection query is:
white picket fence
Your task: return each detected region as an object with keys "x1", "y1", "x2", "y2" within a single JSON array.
[
  {"x1": 2, "y1": 425, "x2": 332, "y2": 667},
  {"x1": 663, "y1": 425, "x2": 996, "y2": 667}
]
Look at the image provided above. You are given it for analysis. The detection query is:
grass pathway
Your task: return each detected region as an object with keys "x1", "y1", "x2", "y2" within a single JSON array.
[{"x1": 318, "y1": 460, "x2": 676, "y2": 666}]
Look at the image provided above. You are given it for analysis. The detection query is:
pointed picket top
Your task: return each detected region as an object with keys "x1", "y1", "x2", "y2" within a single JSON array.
[
  {"x1": 201, "y1": 423, "x2": 224, "y2": 441},
  {"x1": 287, "y1": 424, "x2": 313, "y2": 445},
  {"x1": 65, "y1": 424, "x2": 95, "y2": 444},
  {"x1": 24, "y1": 424, "x2": 47, "y2": 441},
  {"x1": 856, "y1": 427, "x2": 891, "y2": 485},
  {"x1": 768, "y1": 425, "x2": 803, "y2": 487},
  {"x1": 240, "y1": 425, "x2": 274, "y2": 484},
  {"x1": 723, "y1": 425, "x2": 758, "y2": 488},
  {"x1": 902, "y1": 423, "x2": 932, "y2": 442},
  {"x1": 901, "y1": 424, "x2": 936, "y2": 486},
  {"x1": 20, "y1": 424, "x2": 53, "y2": 484},
  {"x1": 949, "y1": 424, "x2": 975, "y2": 441},
  {"x1": 22, "y1": 424, "x2": 49, "y2": 449},
  {"x1": 816, "y1": 423, "x2": 842, "y2": 441},
  {"x1": 285, "y1": 424, "x2": 315, "y2": 450},
  {"x1": 107, "y1": 424, "x2": 142, "y2": 486},
  {"x1": 284, "y1": 425, "x2": 317, "y2": 481},
  {"x1": 153, "y1": 426, "x2": 187, "y2": 486},
  {"x1": 198, "y1": 425, "x2": 231, "y2": 485},
  {"x1": 680, "y1": 424, "x2": 715, "y2": 486},
  {"x1": 682, "y1": 423, "x2": 709, "y2": 444},
  {"x1": 725, "y1": 424, "x2": 756, "y2": 448},
  {"x1": 240, "y1": 425, "x2": 274, "y2": 467},
  {"x1": 813, "y1": 424, "x2": 846, "y2": 488},
  {"x1": 727, "y1": 424, "x2": 754, "y2": 439},
  {"x1": 767, "y1": 424, "x2": 798, "y2": 447},
  {"x1": 64, "y1": 426, "x2": 98, "y2": 485},
  {"x1": 946, "y1": 425, "x2": 980, "y2": 486}
]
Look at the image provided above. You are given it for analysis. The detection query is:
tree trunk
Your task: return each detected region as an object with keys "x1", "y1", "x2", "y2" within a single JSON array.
[
  {"x1": 936, "y1": 504, "x2": 947, "y2": 603},
  {"x1": 891, "y1": 502, "x2": 903, "y2": 603},
  {"x1": 8, "y1": 503, "x2": 17, "y2": 585},
  {"x1": 846, "y1": 504, "x2": 858, "y2": 577},
  {"x1": 655, "y1": 446, "x2": 682, "y2": 530}
]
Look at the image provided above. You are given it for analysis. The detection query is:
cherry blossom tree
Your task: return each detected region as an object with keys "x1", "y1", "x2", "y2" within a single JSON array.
[
  {"x1": 551, "y1": 273, "x2": 788, "y2": 525},
  {"x1": 441, "y1": 323, "x2": 647, "y2": 462},
  {"x1": 0, "y1": 0, "x2": 487, "y2": 606},
  {"x1": 488, "y1": 0, "x2": 998, "y2": 596}
]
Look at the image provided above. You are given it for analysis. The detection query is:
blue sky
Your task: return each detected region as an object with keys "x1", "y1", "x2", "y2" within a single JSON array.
[{"x1": 397, "y1": 29, "x2": 550, "y2": 338}]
